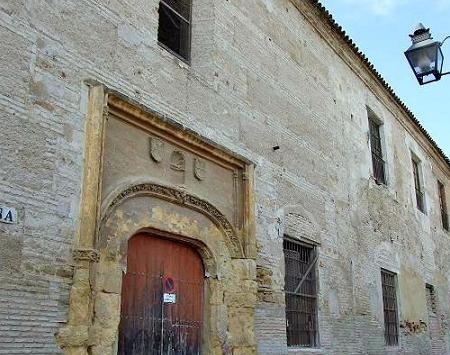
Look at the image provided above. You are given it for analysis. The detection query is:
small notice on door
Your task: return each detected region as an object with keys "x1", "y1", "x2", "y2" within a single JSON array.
[{"x1": 163, "y1": 293, "x2": 176, "y2": 304}]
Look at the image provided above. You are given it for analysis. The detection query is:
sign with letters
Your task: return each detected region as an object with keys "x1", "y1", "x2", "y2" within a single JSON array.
[
  {"x1": 0, "y1": 205, "x2": 17, "y2": 224},
  {"x1": 163, "y1": 293, "x2": 176, "y2": 304},
  {"x1": 162, "y1": 275, "x2": 177, "y2": 304}
]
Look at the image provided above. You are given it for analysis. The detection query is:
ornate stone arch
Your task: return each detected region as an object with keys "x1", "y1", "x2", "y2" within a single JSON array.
[{"x1": 100, "y1": 182, "x2": 244, "y2": 259}]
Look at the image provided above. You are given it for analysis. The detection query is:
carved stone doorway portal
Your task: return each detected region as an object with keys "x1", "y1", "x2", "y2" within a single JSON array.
[{"x1": 56, "y1": 86, "x2": 257, "y2": 355}]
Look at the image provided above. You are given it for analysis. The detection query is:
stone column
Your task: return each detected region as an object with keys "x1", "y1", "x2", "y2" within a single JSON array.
[{"x1": 55, "y1": 85, "x2": 106, "y2": 354}]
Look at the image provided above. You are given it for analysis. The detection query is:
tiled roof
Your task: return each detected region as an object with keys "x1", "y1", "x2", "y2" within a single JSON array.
[{"x1": 311, "y1": 0, "x2": 450, "y2": 170}]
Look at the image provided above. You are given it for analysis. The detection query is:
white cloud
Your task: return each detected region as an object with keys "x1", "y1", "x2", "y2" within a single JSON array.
[
  {"x1": 339, "y1": 0, "x2": 404, "y2": 16},
  {"x1": 334, "y1": 0, "x2": 450, "y2": 16},
  {"x1": 371, "y1": 0, "x2": 399, "y2": 15},
  {"x1": 432, "y1": 0, "x2": 450, "y2": 10}
]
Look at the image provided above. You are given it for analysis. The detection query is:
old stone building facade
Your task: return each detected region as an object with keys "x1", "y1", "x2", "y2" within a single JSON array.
[{"x1": 1, "y1": 0, "x2": 450, "y2": 354}]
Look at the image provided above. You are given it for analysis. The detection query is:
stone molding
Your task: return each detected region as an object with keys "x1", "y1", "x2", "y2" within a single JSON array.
[{"x1": 102, "y1": 182, "x2": 244, "y2": 258}]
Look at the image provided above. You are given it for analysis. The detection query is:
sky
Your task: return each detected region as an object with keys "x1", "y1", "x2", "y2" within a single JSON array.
[{"x1": 319, "y1": 0, "x2": 450, "y2": 158}]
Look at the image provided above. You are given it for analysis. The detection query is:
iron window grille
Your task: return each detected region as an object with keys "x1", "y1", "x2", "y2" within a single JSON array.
[
  {"x1": 425, "y1": 284, "x2": 437, "y2": 314},
  {"x1": 368, "y1": 116, "x2": 386, "y2": 185},
  {"x1": 438, "y1": 181, "x2": 449, "y2": 231},
  {"x1": 283, "y1": 239, "x2": 319, "y2": 348},
  {"x1": 157, "y1": 0, "x2": 191, "y2": 62},
  {"x1": 412, "y1": 159, "x2": 425, "y2": 213},
  {"x1": 381, "y1": 269, "x2": 399, "y2": 346}
]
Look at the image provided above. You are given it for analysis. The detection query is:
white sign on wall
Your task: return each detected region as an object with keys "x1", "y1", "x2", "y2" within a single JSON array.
[
  {"x1": 163, "y1": 293, "x2": 176, "y2": 304},
  {"x1": 0, "y1": 206, "x2": 18, "y2": 224}
]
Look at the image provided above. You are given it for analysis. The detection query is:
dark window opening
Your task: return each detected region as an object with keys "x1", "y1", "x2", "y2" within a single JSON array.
[
  {"x1": 412, "y1": 158, "x2": 425, "y2": 213},
  {"x1": 438, "y1": 181, "x2": 449, "y2": 231},
  {"x1": 284, "y1": 239, "x2": 319, "y2": 348},
  {"x1": 158, "y1": 0, "x2": 191, "y2": 62},
  {"x1": 381, "y1": 269, "x2": 399, "y2": 346},
  {"x1": 426, "y1": 284, "x2": 437, "y2": 314},
  {"x1": 368, "y1": 115, "x2": 386, "y2": 184}
]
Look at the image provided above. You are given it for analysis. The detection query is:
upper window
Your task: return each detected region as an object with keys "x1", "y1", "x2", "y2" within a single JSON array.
[
  {"x1": 438, "y1": 181, "x2": 449, "y2": 231},
  {"x1": 381, "y1": 269, "x2": 399, "y2": 346},
  {"x1": 425, "y1": 284, "x2": 437, "y2": 314},
  {"x1": 158, "y1": 0, "x2": 192, "y2": 62},
  {"x1": 412, "y1": 157, "x2": 425, "y2": 213},
  {"x1": 368, "y1": 114, "x2": 386, "y2": 184},
  {"x1": 283, "y1": 239, "x2": 319, "y2": 348}
]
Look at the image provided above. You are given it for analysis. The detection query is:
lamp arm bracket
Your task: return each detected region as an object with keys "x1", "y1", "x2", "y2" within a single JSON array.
[{"x1": 441, "y1": 36, "x2": 450, "y2": 46}]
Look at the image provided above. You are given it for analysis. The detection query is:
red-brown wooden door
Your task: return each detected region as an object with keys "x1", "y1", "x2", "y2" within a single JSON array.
[{"x1": 118, "y1": 234, "x2": 204, "y2": 355}]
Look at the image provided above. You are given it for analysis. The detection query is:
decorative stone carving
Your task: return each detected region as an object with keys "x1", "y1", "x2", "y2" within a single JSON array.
[
  {"x1": 170, "y1": 151, "x2": 185, "y2": 171},
  {"x1": 73, "y1": 248, "x2": 100, "y2": 263},
  {"x1": 103, "y1": 183, "x2": 243, "y2": 257},
  {"x1": 149, "y1": 137, "x2": 164, "y2": 162},
  {"x1": 194, "y1": 157, "x2": 206, "y2": 181}
]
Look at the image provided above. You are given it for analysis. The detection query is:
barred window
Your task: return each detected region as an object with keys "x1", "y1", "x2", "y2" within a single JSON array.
[
  {"x1": 381, "y1": 270, "x2": 399, "y2": 346},
  {"x1": 438, "y1": 181, "x2": 449, "y2": 231},
  {"x1": 412, "y1": 158, "x2": 425, "y2": 213},
  {"x1": 426, "y1": 284, "x2": 437, "y2": 314},
  {"x1": 158, "y1": 0, "x2": 191, "y2": 62},
  {"x1": 284, "y1": 239, "x2": 319, "y2": 347},
  {"x1": 368, "y1": 115, "x2": 386, "y2": 185}
]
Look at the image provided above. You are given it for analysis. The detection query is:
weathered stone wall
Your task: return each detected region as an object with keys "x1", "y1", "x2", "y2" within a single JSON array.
[{"x1": 0, "y1": 0, "x2": 449, "y2": 355}]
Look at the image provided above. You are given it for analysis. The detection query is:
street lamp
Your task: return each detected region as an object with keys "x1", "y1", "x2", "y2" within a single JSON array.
[{"x1": 404, "y1": 23, "x2": 450, "y2": 85}]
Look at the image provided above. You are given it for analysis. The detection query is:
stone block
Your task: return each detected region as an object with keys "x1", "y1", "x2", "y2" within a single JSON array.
[
  {"x1": 94, "y1": 292, "x2": 120, "y2": 327},
  {"x1": 95, "y1": 258, "x2": 122, "y2": 294},
  {"x1": 228, "y1": 307, "x2": 256, "y2": 347},
  {"x1": 68, "y1": 269, "x2": 91, "y2": 325},
  {"x1": 64, "y1": 346, "x2": 89, "y2": 355},
  {"x1": 233, "y1": 346, "x2": 258, "y2": 355},
  {"x1": 88, "y1": 324, "x2": 118, "y2": 347},
  {"x1": 208, "y1": 278, "x2": 225, "y2": 305},
  {"x1": 225, "y1": 291, "x2": 257, "y2": 309},
  {"x1": 232, "y1": 259, "x2": 257, "y2": 281},
  {"x1": 55, "y1": 325, "x2": 89, "y2": 347}
]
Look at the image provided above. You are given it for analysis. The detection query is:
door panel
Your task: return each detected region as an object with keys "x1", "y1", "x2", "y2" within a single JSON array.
[{"x1": 118, "y1": 234, "x2": 204, "y2": 355}]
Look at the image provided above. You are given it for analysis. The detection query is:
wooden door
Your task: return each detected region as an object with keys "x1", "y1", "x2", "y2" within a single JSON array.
[{"x1": 118, "y1": 234, "x2": 204, "y2": 355}]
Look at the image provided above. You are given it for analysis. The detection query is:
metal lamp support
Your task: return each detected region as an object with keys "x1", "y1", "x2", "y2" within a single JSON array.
[{"x1": 439, "y1": 36, "x2": 450, "y2": 76}]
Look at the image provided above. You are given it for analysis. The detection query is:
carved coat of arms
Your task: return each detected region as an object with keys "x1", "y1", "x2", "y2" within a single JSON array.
[
  {"x1": 149, "y1": 137, "x2": 164, "y2": 162},
  {"x1": 194, "y1": 157, "x2": 206, "y2": 181},
  {"x1": 170, "y1": 151, "x2": 185, "y2": 171}
]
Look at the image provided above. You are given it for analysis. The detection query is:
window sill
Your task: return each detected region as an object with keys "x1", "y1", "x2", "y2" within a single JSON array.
[
  {"x1": 157, "y1": 42, "x2": 191, "y2": 67},
  {"x1": 368, "y1": 176, "x2": 399, "y2": 203},
  {"x1": 440, "y1": 227, "x2": 450, "y2": 235},
  {"x1": 288, "y1": 348, "x2": 322, "y2": 354},
  {"x1": 369, "y1": 175, "x2": 387, "y2": 188},
  {"x1": 385, "y1": 345, "x2": 401, "y2": 351},
  {"x1": 415, "y1": 205, "x2": 428, "y2": 216}
]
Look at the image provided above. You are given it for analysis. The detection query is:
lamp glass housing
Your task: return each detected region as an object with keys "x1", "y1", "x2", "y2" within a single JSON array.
[{"x1": 405, "y1": 40, "x2": 444, "y2": 84}]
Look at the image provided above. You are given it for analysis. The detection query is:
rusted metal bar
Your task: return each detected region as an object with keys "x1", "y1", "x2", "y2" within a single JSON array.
[{"x1": 293, "y1": 252, "x2": 319, "y2": 294}]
